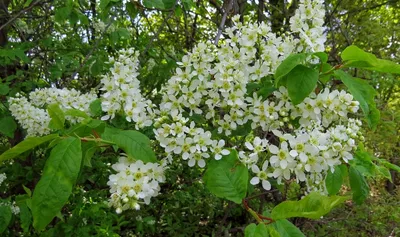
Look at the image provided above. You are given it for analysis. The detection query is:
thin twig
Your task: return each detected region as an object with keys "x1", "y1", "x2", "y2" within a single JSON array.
[
  {"x1": 0, "y1": 0, "x2": 42, "y2": 32},
  {"x1": 214, "y1": 0, "x2": 234, "y2": 46},
  {"x1": 71, "y1": 20, "x2": 113, "y2": 81},
  {"x1": 143, "y1": 0, "x2": 179, "y2": 56}
]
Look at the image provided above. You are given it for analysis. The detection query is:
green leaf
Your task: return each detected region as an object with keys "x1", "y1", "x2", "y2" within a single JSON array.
[
  {"x1": 0, "y1": 116, "x2": 17, "y2": 138},
  {"x1": 0, "y1": 134, "x2": 59, "y2": 163},
  {"x1": 24, "y1": 0, "x2": 34, "y2": 7},
  {"x1": 82, "y1": 142, "x2": 97, "y2": 167},
  {"x1": 325, "y1": 167, "x2": 343, "y2": 195},
  {"x1": 257, "y1": 81, "x2": 276, "y2": 99},
  {"x1": 32, "y1": 137, "x2": 82, "y2": 231},
  {"x1": 375, "y1": 165, "x2": 392, "y2": 182},
  {"x1": 245, "y1": 223, "x2": 257, "y2": 236},
  {"x1": 271, "y1": 219, "x2": 305, "y2": 237},
  {"x1": 117, "y1": 28, "x2": 130, "y2": 40},
  {"x1": 378, "y1": 160, "x2": 400, "y2": 173},
  {"x1": 89, "y1": 99, "x2": 102, "y2": 117},
  {"x1": 64, "y1": 109, "x2": 90, "y2": 119},
  {"x1": 47, "y1": 103, "x2": 65, "y2": 130},
  {"x1": 244, "y1": 223, "x2": 269, "y2": 237},
  {"x1": 203, "y1": 149, "x2": 248, "y2": 204},
  {"x1": 19, "y1": 202, "x2": 32, "y2": 233},
  {"x1": 313, "y1": 52, "x2": 328, "y2": 63},
  {"x1": 349, "y1": 166, "x2": 369, "y2": 205},
  {"x1": 102, "y1": 127, "x2": 156, "y2": 163},
  {"x1": 341, "y1": 45, "x2": 400, "y2": 74},
  {"x1": 271, "y1": 192, "x2": 348, "y2": 220},
  {"x1": 0, "y1": 83, "x2": 9, "y2": 95},
  {"x1": 334, "y1": 70, "x2": 380, "y2": 129},
  {"x1": 350, "y1": 146, "x2": 376, "y2": 177},
  {"x1": 286, "y1": 65, "x2": 319, "y2": 105},
  {"x1": 0, "y1": 205, "x2": 12, "y2": 233},
  {"x1": 274, "y1": 53, "x2": 308, "y2": 86},
  {"x1": 90, "y1": 59, "x2": 103, "y2": 76},
  {"x1": 143, "y1": 0, "x2": 165, "y2": 9}
]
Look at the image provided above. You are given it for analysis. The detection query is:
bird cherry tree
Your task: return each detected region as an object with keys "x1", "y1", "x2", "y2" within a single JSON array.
[{"x1": 1, "y1": 0, "x2": 400, "y2": 235}]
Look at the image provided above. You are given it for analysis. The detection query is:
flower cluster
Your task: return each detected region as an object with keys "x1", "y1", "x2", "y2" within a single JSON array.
[
  {"x1": 107, "y1": 156, "x2": 166, "y2": 213},
  {"x1": 290, "y1": 0, "x2": 326, "y2": 52},
  {"x1": 100, "y1": 48, "x2": 154, "y2": 129},
  {"x1": 9, "y1": 95, "x2": 51, "y2": 137},
  {"x1": 9, "y1": 88, "x2": 97, "y2": 137},
  {"x1": 0, "y1": 173, "x2": 6, "y2": 186},
  {"x1": 153, "y1": 0, "x2": 361, "y2": 193},
  {"x1": 29, "y1": 87, "x2": 97, "y2": 123},
  {"x1": 0, "y1": 201, "x2": 20, "y2": 215}
]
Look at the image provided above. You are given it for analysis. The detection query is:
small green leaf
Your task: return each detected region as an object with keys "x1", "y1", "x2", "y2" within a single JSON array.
[
  {"x1": 32, "y1": 137, "x2": 82, "y2": 231},
  {"x1": 334, "y1": 70, "x2": 380, "y2": 129},
  {"x1": 47, "y1": 103, "x2": 65, "y2": 130},
  {"x1": 341, "y1": 45, "x2": 400, "y2": 74},
  {"x1": 349, "y1": 166, "x2": 369, "y2": 205},
  {"x1": 90, "y1": 59, "x2": 103, "y2": 76},
  {"x1": 143, "y1": 0, "x2": 165, "y2": 9},
  {"x1": 271, "y1": 219, "x2": 305, "y2": 237},
  {"x1": 0, "y1": 205, "x2": 12, "y2": 233},
  {"x1": 375, "y1": 165, "x2": 392, "y2": 182},
  {"x1": 102, "y1": 127, "x2": 156, "y2": 163},
  {"x1": 271, "y1": 192, "x2": 348, "y2": 220},
  {"x1": 0, "y1": 134, "x2": 59, "y2": 163},
  {"x1": 24, "y1": 0, "x2": 34, "y2": 7},
  {"x1": 203, "y1": 149, "x2": 248, "y2": 204},
  {"x1": 325, "y1": 167, "x2": 343, "y2": 195},
  {"x1": 286, "y1": 65, "x2": 319, "y2": 105},
  {"x1": 245, "y1": 223, "x2": 269, "y2": 237},
  {"x1": 275, "y1": 53, "x2": 308, "y2": 86},
  {"x1": 22, "y1": 185, "x2": 32, "y2": 197},
  {"x1": 89, "y1": 99, "x2": 102, "y2": 117},
  {"x1": 19, "y1": 202, "x2": 32, "y2": 233},
  {"x1": 64, "y1": 109, "x2": 90, "y2": 119},
  {"x1": 313, "y1": 52, "x2": 328, "y2": 63},
  {"x1": 0, "y1": 83, "x2": 10, "y2": 95},
  {"x1": 0, "y1": 116, "x2": 17, "y2": 138}
]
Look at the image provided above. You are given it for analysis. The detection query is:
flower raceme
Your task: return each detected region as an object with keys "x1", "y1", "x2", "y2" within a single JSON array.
[{"x1": 8, "y1": 0, "x2": 364, "y2": 213}]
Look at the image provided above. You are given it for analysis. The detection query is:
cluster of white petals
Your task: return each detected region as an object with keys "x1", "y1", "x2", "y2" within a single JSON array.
[
  {"x1": 107, "y1": 156, "x2": 166, "y2": 213},
  {"x1": 0, "y1": 173, "x2": 6, "y2": 186},
  {"x1": 290, "y1": 0, "x2": 326, "y2": 52},
  {"x1": 154, "y1": 0, "x2": 361, "y2": 192},
  {"x1": 8, "y1": 88, "x2": 97, "y2": 137},
  {"x1": 0, "y1": 201, "x2": 20, "y2": 215},
  {"x1": 29, "y1": 87, "x2": 97, "y2": 123},
  {"x1": 100, "y1": 48, "x2": 154, "y2": 129},
  {"x1": 9, "y1": 94, "x2": 51, "y2": 137}
]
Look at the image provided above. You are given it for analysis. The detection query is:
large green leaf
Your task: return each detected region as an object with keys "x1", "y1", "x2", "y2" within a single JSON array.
[
  {"x1": 341, "y1": 45, "x2": 400, "y2": 74},
  {"x1": 0, "y1": 205, "x2": 12, "y2": 233},
  {"x1": 244, "y1": 223, "x2": 269, "y2": 237},
  {"x1": 32, "y1": 137, "x2": 82, "y2": 231},
  {"x1": 0, "y1": 134, "x2": 59, "y2": 163},
  {"x1": 286, "y1": 65, "x2": 319, "y2": 105},
  {"x1": 0, "y1": 116, "x2": 17, "y2": 138},
  {"x1": 334, "y1": 70, "x2": 380, "y2": 129},
  {"x1": 143, "y1": 0, "x2": 165, "y2": 9},
  {"x1": 349, "y1": 166, "x2": 369, "y2": 205},
  {"x1": 47, "y1": 103, "x2": 65, "y2": 130},
  {"x1": 325, "y1": 167, "x2": 343, "y2": 195},
  {"x1": 274, "y1": 53, "x2": 308, "y2": 86},
  {"x1": 271, "y1": 219, "x2": 305, "y2": 237},
  {"x1": 203, "y1": 149, "x2": 248, "y2": 204},
  {"x1": 271, "y1": 192, "x2": 348, "y2": 220},
  {"x1": 102, "y1": 127, "x2": 156, "y2": 163}
]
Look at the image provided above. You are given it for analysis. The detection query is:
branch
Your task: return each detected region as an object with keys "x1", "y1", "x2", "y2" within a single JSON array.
[
  {"x1": 143, "y1": 0, "x2": 179, "y2": 56},
  {"x1": 0, "y1": 0, "x2": 42, "y2": 32},
  {"x1": 214, "y1": 0, "x2": 234, "y2": 46},
  {"x1": 70, "y1": 20, "x2": 113, "y2": 81}
]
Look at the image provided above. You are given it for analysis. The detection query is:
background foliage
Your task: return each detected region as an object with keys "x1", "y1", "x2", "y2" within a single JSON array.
[{"x1": 0, "y1": 0, "x2": 399, "y2": 236}]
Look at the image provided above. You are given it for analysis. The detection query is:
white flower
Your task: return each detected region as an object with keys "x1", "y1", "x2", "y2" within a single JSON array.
[
  {"x1": 211, "y1": 140, "x2": 230, "y2": 160},
  {"x1": 250, "y1": 161, "x2": 272, "y2": 190}
]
